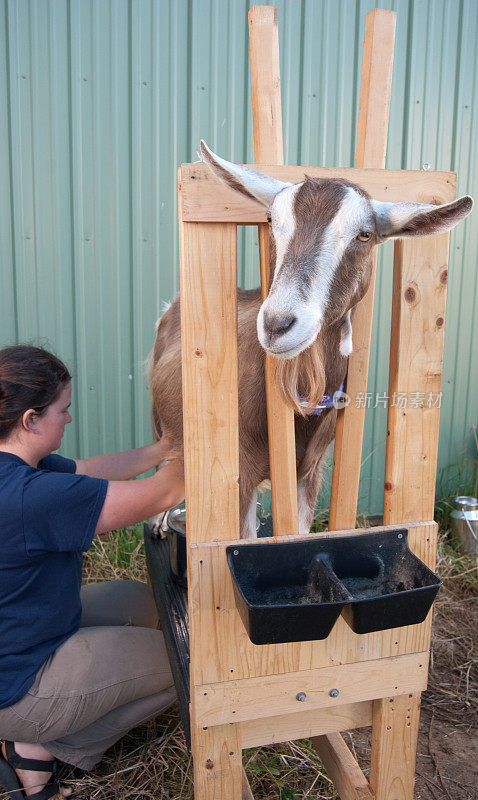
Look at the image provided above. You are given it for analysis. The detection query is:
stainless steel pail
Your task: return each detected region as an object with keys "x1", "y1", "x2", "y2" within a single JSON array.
[{"x1": 450, "y1": 496, "x2": 478, "y2": 555}]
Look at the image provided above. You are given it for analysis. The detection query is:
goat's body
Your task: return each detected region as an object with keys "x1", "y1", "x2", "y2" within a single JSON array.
[{"x1": 149, "y1": 288, "x2": 348, "y2": 537}]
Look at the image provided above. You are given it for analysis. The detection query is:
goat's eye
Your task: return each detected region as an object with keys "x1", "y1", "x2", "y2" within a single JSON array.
[
  {"x1": 266, "y1": 214, "x2": 272, "y2": 224},
  {"x1": 357, "y1": 231, "x2": 371, "y2": 242}
]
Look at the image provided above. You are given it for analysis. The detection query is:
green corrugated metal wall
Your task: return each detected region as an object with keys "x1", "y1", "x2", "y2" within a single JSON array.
[{"x1": 0, "y1": 0, "x2": 476, "y2": 513}]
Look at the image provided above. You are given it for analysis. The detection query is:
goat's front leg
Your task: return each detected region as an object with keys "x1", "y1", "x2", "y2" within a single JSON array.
[
  {"x1": 297, "y1": 472, "x2": 323, "y2": 535},
  {"x1": 240, "y1": 487, "x2": 258, "y2": 539},
  {"x1": 297, "y1": 413, "x2": 336, "y2": 535}
]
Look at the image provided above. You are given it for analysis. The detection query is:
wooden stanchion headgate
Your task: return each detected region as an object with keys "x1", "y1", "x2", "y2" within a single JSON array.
[{"x1": 144, "y1": 7, "x2": 473, "y2": 799}]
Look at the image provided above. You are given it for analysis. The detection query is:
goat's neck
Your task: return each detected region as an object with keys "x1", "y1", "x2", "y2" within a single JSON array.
[{"x1": 317, "y1": 318, "x2": 349, "y2": 393}]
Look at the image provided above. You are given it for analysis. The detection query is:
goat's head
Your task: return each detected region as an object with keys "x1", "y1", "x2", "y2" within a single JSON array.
[{"x1": 200, "y1": 141, "x2": 473, "y2": 360}]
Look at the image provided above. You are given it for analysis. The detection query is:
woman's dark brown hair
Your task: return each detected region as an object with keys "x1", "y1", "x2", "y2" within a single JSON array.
[{"x1": 0, "y1": 345, "x2": 71, "y2": 440}]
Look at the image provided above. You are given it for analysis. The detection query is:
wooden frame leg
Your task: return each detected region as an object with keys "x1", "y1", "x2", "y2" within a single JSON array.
[
  {"x1": 311, "y1": 732, "x2": 373, "y2": 799},
  {"x1": 370, "y1": 693, "x2": 421, "y2": 800},
  {"x1": 191, "y1": 722, "x2": 243, "y2": 800}
]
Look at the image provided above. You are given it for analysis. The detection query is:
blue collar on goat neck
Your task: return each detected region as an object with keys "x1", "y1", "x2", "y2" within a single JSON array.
[{"x1": 299, "y1": 382, "x2": 346, "y2": 415}]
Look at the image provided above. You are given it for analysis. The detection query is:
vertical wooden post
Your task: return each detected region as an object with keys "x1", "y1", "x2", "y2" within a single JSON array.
[
  {"x1": 324, "y1": 13, "x2": 405, "y2": 795},
  {"x1": 329, "y1": 9, "x2": 396, "y2": 531},
  {"x1": 374, "y1": 194, "x2": 453, "y2": 800},
  {"x1": 179, "y1": 176, "x2": 244, "y2": 797},
  {"x1": 179, "y1": 192, "x2": 240, "y2": 547},
  {"x1": 370, "y1": 694, "x2": 421, "y2": 800},
  {"x1": 191, "y1": 722, "x2": 243, "y2": 800},
  {"x1": 383, "y1": 233, "x2": 452, "y2": 525},
  {"x1": 248, "y1": 5, "x2": 298, "y2": 536}
]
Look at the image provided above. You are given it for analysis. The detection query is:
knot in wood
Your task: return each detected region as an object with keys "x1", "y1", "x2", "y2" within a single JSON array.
[
  {"x1": 404, "y1": 286, "x2": 416, "y2": 303},
  {"x1": 440, "y1": 269, "x2": 448, "y2": 284},
  {"x1": 205, "y1": 759, "x2": 214, "y2": 770},
  {"x1": 436, "y1": 316, "x2": 444, "y2": 328}
]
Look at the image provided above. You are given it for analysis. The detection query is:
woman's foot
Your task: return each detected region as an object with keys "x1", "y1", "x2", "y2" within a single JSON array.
[{"x1": 1, "y1": 741, "x2": 72, "y2": 798}]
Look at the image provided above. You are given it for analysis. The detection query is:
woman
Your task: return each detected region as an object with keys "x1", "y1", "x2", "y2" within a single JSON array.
[{"x1": 0, "y1": 344, "x2": 185, "y2": 800}]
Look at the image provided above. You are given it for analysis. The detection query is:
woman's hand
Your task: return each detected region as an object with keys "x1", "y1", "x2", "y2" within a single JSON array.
[{"x1": 154, "y1": 434, "x2": 179, "y2": 465}]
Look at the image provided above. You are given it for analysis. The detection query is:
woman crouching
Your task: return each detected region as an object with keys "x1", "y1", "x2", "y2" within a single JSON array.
[{"x1": 0, "y1": 344, "x2": 184, "y2": 800}]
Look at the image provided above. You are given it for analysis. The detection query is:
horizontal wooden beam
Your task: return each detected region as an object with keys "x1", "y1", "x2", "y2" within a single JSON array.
[
  {"x1": 241, "y1": 701, "x2": 371, "y2": 749},
  {"x1": 193, "y1": 652, "x2": 428, "y2": 727},
  {"x1": 180, "y1": 163, "x2": 456, "y2": 223},
  {"x1": 311, "y1": 732, "x2": 374, "y2": 800},
  {"x1": 192, "y1": 519, "x2": 433, "y2": 551}
]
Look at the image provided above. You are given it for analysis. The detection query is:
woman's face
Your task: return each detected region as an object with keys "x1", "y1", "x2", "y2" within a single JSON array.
[{"x1": 35, "y1": 381, "x2": 73, "y2": 454}]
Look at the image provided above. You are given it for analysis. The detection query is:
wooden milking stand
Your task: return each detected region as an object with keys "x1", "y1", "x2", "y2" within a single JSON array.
[{"x1": 177, "y1": 7, "x2": 453, "y2": 799}]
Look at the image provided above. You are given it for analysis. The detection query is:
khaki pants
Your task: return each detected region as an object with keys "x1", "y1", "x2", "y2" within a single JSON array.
[{"x1": 0, "y1": 581, "x2": 175, "y2": 770}]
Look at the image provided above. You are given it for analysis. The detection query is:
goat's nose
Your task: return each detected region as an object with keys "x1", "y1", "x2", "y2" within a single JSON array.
[{"x1": 263, "y1": 310, "x2": 297, "y2": 338}]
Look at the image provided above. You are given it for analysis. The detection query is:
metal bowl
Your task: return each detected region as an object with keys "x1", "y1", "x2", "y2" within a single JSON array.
[
  {"x1": 168, "y1": 508, "x2": 187, "y2": 586},
  {"x1": 450, "y1": 496, "x2": 478, "y2": 555},
  {"x1": 166, "y1": 503, "x2": 272, "y2": 587}
]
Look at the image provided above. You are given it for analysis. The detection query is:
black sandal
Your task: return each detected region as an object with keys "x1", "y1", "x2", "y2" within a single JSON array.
[{"x1": 0, "y1": 741, "x2": 68, "y2": 800}]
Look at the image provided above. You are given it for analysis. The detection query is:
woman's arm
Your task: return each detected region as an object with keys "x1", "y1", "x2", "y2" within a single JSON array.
[
  {"x1": 95, "y1": 458, "x2": 184, "y2": 534},
  {"x1": 75, "y1": 438, "x2": 172, "y2": 480}
]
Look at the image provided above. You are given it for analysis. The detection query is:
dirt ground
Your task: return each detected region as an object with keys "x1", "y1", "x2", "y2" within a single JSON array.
[{"x1": 351, "y1": 569, "x2": 478, "y2": 800}]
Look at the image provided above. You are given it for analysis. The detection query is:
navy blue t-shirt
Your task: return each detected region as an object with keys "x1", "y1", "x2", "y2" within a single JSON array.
[{"x1": 0, "y1": 452, "x2": 108, "y2": 708}]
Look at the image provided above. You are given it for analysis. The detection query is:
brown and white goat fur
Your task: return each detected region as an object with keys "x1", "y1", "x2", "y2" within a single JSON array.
[{"x1": 149, "y1": 141, "x2": 472, "y2": 538}]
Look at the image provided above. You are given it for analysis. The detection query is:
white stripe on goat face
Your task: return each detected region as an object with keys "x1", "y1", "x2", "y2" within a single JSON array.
[
  {"x1": 308, "y1": 186, "x2": 372, "y2": 315},
  {"x1": 270, "y1": 182, "x2": 303, "y2": 275},
  {"x1": 256, "y1": 182, "x2": 304, "y2": 356},
  {"x1": 258, "y1": 185, "x2": 372, "y2": 358}
]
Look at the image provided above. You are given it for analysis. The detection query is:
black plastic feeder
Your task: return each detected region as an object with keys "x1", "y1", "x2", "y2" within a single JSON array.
[
  {"x1": 226, "y1": 541, "x2": 352, "y2": 645},
  {"x1": 334, "y1": 529, "x2": 442, "y2": 634},
  {"x1": 226, "y1": 529, "x2": 441, "y2": 645}
]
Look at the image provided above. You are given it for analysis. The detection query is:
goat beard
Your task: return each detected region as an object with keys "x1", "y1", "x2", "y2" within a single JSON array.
[{"x1": 271, "y1": 341, "x2": 326, "y2": 416}]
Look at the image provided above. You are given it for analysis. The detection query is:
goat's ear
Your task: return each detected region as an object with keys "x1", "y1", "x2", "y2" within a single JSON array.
[
  {"x1": 200, "y1": 140, "x2": 291, "y2": 207},
  {"x1": 371, "y1": 195, "x2": 473, "y2": 240}
]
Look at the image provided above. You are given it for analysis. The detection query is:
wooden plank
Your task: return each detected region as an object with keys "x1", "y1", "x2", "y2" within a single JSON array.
[
  {"x1": 192, "y1": 520, "x2": 434, "y2": 550},
  {"x1": 329, "y1": 8, "x2": 396, "y2": 531},
  {"x1": 181, "y1": 163, "x2": 456, "y2": 223},
  {"x1": 311, "y1": 733, "x2": 374, "y2": 800},
  {"x1": 241, "y1": 701, "x2": 372, "y2": 749},
  {"x1": 259, "y1": 215, "x2": 298, "y2": 537},
  {"x1": 242, "y1": 768, "x2": 254, "y2": 800},
  {"x1": 383, "y1": 234, "x2": 452, "y2": 525},
  {"x1": 370, "y1": 693, "x2": 421, "y2": 800},
  {"x1": 249, "y1": 4, "x2": 298, "y2": 537},
  {"x1": 355, "y1": 10, "x2": 396, "y2": 169},
  {"x1": 248, "y1": 5, "x2": 283, "y2": 163},
  {"x1": 193, "y1": 652, "x2": 428, "y2": 727},
  {"x1": 178, "y1": 173, "x2": 240, "y2": 547},
  {"x1": 191, "y1": 722, "x2": 242, "y2": 800},
  {"x1": 187, "y1": 522, "x2": 437, "y2": 685}
]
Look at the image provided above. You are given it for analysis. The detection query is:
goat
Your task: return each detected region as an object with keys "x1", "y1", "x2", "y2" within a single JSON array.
[{"x1": 149, "y1": 141, "x2": 472, "y2": 538}]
